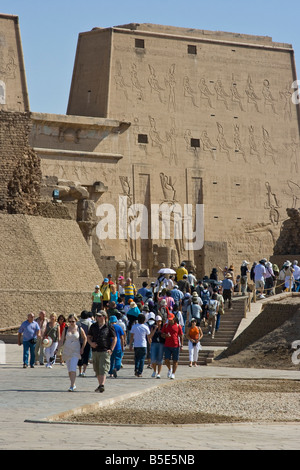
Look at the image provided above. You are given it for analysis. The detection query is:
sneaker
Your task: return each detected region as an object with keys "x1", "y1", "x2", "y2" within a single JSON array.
[
  {"x1": 95, "y1": 385, "x2": 105, "y2": 393},
  {"x1": 81, "y1": 372, "x2": 86, "y2": 377},
  {"x1": 167, "y1": 369, "x2": 172, "y2": 378},
  {"x1": 156, "y1": 374, "x2": 160, "y2": 379},
  {"x1": 113, "y1": 369, "x2": 117, "y2": 378},
  {"x1": 23, "y1": 364, "x2": 28, "y2": 368},
  {"x1": 151, "y1": 371, "x2": 156, "y2": 377},
  {"x1": 170, "y1": 373, "x2": 175, "y2": 380},
  {"x1": 68, "y1": 385, "x2": 76, "y2": 392}
]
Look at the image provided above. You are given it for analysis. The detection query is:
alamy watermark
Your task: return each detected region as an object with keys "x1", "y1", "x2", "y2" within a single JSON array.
[
  {"x1": 292, "y1": 80, "x2": 300, "y2": 105},
  {"x1": 95, "y1": 196, "x2": 204, "y2": 251}
]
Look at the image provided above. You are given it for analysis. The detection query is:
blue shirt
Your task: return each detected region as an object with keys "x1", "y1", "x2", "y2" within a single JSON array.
[
  {"x1": 170, "y1": 288, "x2": 184, "y2": 302},
  {"x1": 222, "y1": 279, "x2": 234, "y2": 290},
  {"x1": 18, "y1": 320, "x2": 40, "y2": 342},
  {"x1": 111, "y1": 323, "x2": 124, "y2": 350}
]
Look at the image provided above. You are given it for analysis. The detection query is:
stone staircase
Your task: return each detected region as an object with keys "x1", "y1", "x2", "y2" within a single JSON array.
[{"x1": 122, "y1": 296, "x2": 247, "y2": 366}]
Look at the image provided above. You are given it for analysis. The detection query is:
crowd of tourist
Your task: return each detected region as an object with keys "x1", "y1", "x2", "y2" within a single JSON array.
[{"x1": 17, "y1": 258, "x2": 300, "y2": 392}]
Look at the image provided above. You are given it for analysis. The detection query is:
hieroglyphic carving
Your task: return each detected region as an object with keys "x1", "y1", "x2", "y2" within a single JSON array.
[
  {"x1": 216, "y1": 122, "x2": 232, "y2": 161},
  {"x1": 183, "y1": 76, "x2": 198, "y2": 107},
  {"x1": 160, "y1": 173, "x2": 177, "y2": 202},
  {"x1": 184, "y1": 129, "x2": 199, "y2": 158},
  {"x1": 130, "y1": 63, "x2": 144, "y2": 100},
  {"x1": 198, "y1": 78, "x2": 214, "y2": 108},
  {"x1": 284, "y1": 139, "x2": 300, "y2": 173},
  {"x1": 249, "y1": 125, "x2": 261, "y2": 163},
  {"x1": 200, "y1": 130, "x2": 216, "y2": 160},
  {"x1": 233, "y1": 124, "x2": 247, "y2": 162},
  {"x1": 166, "y1": 119, "x2": 178, "y2": 165},
  {"x1": 214, "y1": 79, "x2": 230, "y2": 110},
  {"x1": 148, "y1": 64, "x2": 165, "y2": 103},
  {"x1": 114, "y1": 60, "x2": 129, "y2": 99},
  {"x1": 264, "y1": 182, "x2": 281, "y2": 225},
  {"x1": 262, "y1": 79, "x2": 277, "y2": 114},
  {"x1": 231, "y1": 77, "x2": 245, "y2": 111},
  {"x1": 164, "y1": 64, "x2": 176, "y2": 112},
  {"x1": 262, "y1": 126, "x2": 277, "y2": 164},
  {"x1": 279, "y1": 83, "x2": 293, "y2": 121},
  {"x1": 245, "y1": 75, "x2": 261, "y2": 113},
  {"x1": 148, "y1": 116, "x2": 165, "y2": 156},
  {"x1": 284, "y1": 181, "x2": 300, "y2": 208}
]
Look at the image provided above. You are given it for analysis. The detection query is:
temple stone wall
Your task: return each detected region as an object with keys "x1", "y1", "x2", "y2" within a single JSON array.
[{"x1": 65, "y1": 23, "x2": 300, "y2": 276}]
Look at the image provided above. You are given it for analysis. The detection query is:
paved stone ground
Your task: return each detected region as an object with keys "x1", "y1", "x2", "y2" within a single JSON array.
[{"x1": 1, "y1": 344, "x2": 300, "y2": 450}]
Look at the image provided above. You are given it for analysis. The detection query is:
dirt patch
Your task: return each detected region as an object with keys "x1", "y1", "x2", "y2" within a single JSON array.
[{"x1": 64, "y1": 379, "x2": 300, "y2": 426}]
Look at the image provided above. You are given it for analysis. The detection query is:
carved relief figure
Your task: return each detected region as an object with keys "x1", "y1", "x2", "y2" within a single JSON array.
[
  {"x1": 284, "y1": 180, "x2": 300, "y2": 208},
  {"x1": 262, "y1": 127, "x2": 277, "y2": 164},
  {"x1": 166, "y1": 119, "x2": 178, "y2": 165},
  {"x1": 183, "y1": 76, "x2": 198, "y2": 107},
  {"x1": 160, "y1": 173, "x2": 177, "y2": 202},
  {"x1": 148, "y1": 64, "x2": 165, "y2": 103},
  {"x1": 198, "y1": 78, "x2": 214, "y2": 108},
  {"x1": 184, "y1": 129, "x2": 198, "y2": 158},
  {"x1": 249, "y1": 125, "x2": 261, "y2": 163},
  {"x1": 148, "y1": 116, "x2": 165, "y2": 156},
  {"x1": 279, "y1": 83, "x2": 293, "y2": 121},
  {"x1": 114, "y1": 60, "x2": 129, "y2": 99},
  {"x1": 233, "y1": 124, "x2": 247, "y2": 162},
  {"x1": 262, "y1": 79, "x2": 277, "y2": 114},
  {"x1": 245, "y1": 75, "x2": 261, "y2": 113},
  {"x1": 214, "y1": 79, "x2": 230, "y2": 110},
  {"x1": 264, "y1": 182, "x2": 281, "y2": 225},
  {"x1": 200, "y1": 130, "x2": 216, "y2": 160},
  {"x1": 130, "y1": 63, "x2": 144, "y2": 100},
  {"x1": 284, "y1": 138, "x2": 300, "y2": 173},
  {"x1": 216, "y1": 122, "x2": 232, "y2": 161},
  {"x1": 165, "y1": 64, "x2": 176, "y2": 112},
  {"x1": 231, "y1": 77, "x2": 245, "y2": 111}
]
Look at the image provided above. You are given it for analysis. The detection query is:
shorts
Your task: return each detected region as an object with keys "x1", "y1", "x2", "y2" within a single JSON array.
[
  {"x1": 255, "y1": 280, "x2": 264, "y2": 289},
  {"x1": 92, "y1": 350, "x2": 111, "y2": 376},
  {"x1": 164, "y1": 346, "x2": 180, "y2": 362}
]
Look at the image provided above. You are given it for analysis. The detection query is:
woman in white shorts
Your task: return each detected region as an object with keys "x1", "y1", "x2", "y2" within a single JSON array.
[{"x1": 59, "y1": 314, "x2": 87, "y2": 391}]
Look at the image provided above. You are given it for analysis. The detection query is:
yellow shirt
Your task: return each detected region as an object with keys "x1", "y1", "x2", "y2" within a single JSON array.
[{"x1": 176, "y1": 266, "x2": 188, "y2": 281}]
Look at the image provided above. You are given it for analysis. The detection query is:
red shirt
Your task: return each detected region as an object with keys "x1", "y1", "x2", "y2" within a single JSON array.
[{"x1": 161, "y1": 323, "x2": 183, "y2": 348}]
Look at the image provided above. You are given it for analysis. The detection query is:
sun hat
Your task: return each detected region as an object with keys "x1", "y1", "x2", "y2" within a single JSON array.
[
  {"x1": 103, "y1": 278, "x2": 109, "y2": 282},
  {"x1": 42, "y1": 337, "x2": 53, "y2": 348},
  {"x1": 109, "y1": 315, "x2": 117, "y2": 323}
]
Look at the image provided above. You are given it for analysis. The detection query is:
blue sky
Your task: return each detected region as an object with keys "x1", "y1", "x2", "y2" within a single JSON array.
[{"x1": 1, "y1": 0, "x2": 299, "y2": 115}]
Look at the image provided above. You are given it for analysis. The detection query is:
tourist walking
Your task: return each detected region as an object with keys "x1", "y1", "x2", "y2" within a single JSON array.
[
  {"x1": 207, "y1": 293, "x2": 219, "y2": 338},
  {"x1": 35, "y1": 310, "x2": 48, "y2": 365},
  {"x1": 91, "y1": 285, "x2": 102, "y2": 314},
  {"x1": 59, "y1": 314, "x2": 87, "y2": 391},
  {"x1": 108, "y1": 315, "x2": 125, "y2": 378},
  {"x1": 43, "y1": 312, "x2": 60, "y2": 368},
  {"x1": 18, "y1": 313, "x2": 41, "y2": 368},
  {"x1": 148, "y1": 314, "x2": 165, "y2": 378},
  {"x1": 187, "y1": 318, "x2": 203, "y2": 367},
  {"x1": 221, "y1": 273, "x2": 234, "y2": 308},
  {"x1": 57, "y1": 314, "x2": 66, "y2": 365},
  {"x1": 129, "y1": 313, "x2": 150, "y2": 377},
  {"x1": 161, "y1": 313, "x2": 183, "y2": 379},
  {"x1": 240, "y1": 260, "x2": 250, "y2": 296},
  {"x1": 254, "y1": 260, "x2": 267, "y2": 299},
  {"x1": 87, "y1": 311, "x2": 116, "y2": 393},
  {"x1": 78, "y1": 310, "x2": 92, "y2": 377}
]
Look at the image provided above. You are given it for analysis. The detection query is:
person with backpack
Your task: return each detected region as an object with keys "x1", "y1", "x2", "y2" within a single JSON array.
[
  {"x1": 207, "y1": 293, "x2": 219, "y2": 339},
  {"x1": 186, "y1": 294, "x2": 202, "y2": 328}
]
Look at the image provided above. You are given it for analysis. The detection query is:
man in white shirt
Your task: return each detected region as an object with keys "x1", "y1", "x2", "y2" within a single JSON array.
[
  {"x1": 129, "y1": 314, "x2": 150, "y2": 377},
  {"x1": 293, "y1": 261, "x2": 300, "y2": 292},
  {"x1": 254, "y1": 260, "x2": 267, "y2": 299}
]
